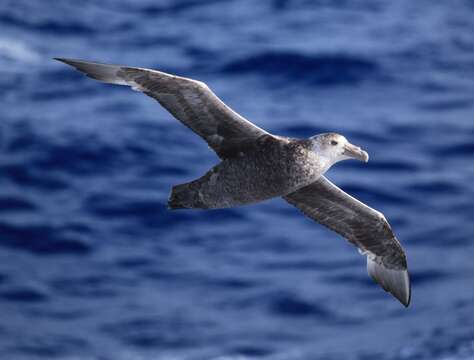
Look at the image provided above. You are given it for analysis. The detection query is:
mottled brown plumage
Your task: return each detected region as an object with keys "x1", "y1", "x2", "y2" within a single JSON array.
[
  {"x1": 169, "y1": 135, "x2": 323, "y2": 209},
  {"x1": 56, "y1": 58, "x2": 411, "y2": 307},
  {"x1": 284, "y1": 177, "x2": 410, "y2": 305}
]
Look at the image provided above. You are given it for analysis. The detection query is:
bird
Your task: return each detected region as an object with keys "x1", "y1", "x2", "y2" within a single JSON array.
[{"x1": 55, "y1": 58, "x2": 411, "y2": 307}]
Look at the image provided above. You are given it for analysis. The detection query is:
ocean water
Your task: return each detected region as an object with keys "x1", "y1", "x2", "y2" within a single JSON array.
[{"x1": 0, "y1": 0, "x2": 474, "y2": 359}]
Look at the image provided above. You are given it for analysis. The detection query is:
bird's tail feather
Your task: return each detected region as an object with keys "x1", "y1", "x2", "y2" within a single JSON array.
[{"x1": 168, "y1": 182, "x2": 207, "y2": 210}]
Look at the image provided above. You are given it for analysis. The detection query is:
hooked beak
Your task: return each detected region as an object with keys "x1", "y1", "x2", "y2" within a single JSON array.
[{"x1": 343, "y1": 143, "x2": 369, "y2": 162}]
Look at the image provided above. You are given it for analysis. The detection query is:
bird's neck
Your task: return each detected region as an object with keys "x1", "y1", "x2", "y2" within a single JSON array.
[{"x1": 317, "y1": 155, "x2": 335, "y2": 175}]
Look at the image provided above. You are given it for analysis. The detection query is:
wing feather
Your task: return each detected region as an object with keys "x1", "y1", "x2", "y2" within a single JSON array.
[
  {"x1": 55, "y1": 58, "x2": 268, "y2": 158},
  {"x1": 283, "y1": 176, "x2": 411, "y2": 306}
]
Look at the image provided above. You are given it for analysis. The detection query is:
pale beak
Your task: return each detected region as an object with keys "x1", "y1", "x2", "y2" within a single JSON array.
[{"x1": 343, "y1": 143, "x2": 369, "y2": 162}]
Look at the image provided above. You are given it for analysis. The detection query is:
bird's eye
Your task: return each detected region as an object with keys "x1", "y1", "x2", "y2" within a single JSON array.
[{"x1": 331, "y1": 140, "x2": 338, "y2": 146}]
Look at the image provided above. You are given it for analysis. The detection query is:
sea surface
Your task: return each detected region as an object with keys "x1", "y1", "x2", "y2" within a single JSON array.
[{"x1": 0, "y1": 1, "x2": 474, "y2": 359}]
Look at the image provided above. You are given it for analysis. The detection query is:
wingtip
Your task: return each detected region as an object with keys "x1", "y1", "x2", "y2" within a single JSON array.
[
  {"x1": 53, "y1": 58, "x2": 129, "y2": 85},
  {"x1": 53, "y1": 57, "x2": 82, "y2": 66},
  {"x1": 390, "y1": 266, "x2": 411, "y2": 307},
  {"x1": 54, "y1": 58, "x2": 84, "y2": 68},
  {"x1": 53, "y1": 57, "x2": 69, "y2": 63},
  {"x1": 401, "y1": 271, "x2": 412, "y2": 307},
  {"x1": 367, "y1": 257, "x2": 411, "y2": 308}
]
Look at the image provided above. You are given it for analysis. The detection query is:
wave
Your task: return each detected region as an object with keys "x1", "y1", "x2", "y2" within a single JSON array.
[
  {"x1": 0, "y1": 37, "x2": 40, "y2": 64},
  {"x1": 136, "y1": 0, "x2": 222, "y2": 16},
  {"x1": 0, "y1": 286, "x2": 48, "y2": 303},
  {"x1": 221, "y1": 51, "x2": 383, "y2": 85},
  {"x1": 100, "y1": 316, "x2": 206, "y2": 349},
  {"x1": 0, "y1": 13, "x2": 96, "y2": 35},
  {"x1": 0, "y1": 221, "x2": 92, "y2": 255}
]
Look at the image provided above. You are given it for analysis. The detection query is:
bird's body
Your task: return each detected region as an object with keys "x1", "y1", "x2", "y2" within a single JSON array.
[
  {"x1": 56, "y1": 57, "x2": 411, "y2": 307},
  {"x1": 170, "y1": 135, "x2": 323, "y2": 209}
]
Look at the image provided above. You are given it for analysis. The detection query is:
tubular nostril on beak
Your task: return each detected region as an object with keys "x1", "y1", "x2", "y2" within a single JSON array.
[{"x1": 343, "y1": 143, "x2": 369, "y2": 162}]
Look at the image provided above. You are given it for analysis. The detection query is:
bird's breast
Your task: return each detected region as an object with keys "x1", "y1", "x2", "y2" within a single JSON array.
[{"x1": 215, "y1": 144, "x2": 322, "y2": 203}]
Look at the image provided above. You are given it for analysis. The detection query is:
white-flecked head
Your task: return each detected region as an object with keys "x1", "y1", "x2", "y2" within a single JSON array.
[{"x1": 310, "y1": 133, "x2": 369, "y2": 168}]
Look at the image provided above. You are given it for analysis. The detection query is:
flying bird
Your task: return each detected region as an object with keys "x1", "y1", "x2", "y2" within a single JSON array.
[{"x1": 56, "y1": 58, "x2": 411, "y2": 307}]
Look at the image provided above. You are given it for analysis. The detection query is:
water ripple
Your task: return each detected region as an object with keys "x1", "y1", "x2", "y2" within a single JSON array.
[
  {"x1": 221, "y1": 51, "x2": 383, "y2": 85},
  {"x1": 1, "y1": 0, "x2": 473, "y2": 359},
  {"x1": 0, "y1": 222, "x2": 91, "y2": 255}
]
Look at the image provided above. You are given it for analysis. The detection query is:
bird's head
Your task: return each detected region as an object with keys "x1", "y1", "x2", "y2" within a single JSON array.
[{"x1": 310, "y1": 133, "x2": 369, "y2": 165}]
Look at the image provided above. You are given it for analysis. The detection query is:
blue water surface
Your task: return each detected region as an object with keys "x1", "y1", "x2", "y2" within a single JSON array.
[{"x1": 0, "y1": 1, "x2": 474, "y2": 359}]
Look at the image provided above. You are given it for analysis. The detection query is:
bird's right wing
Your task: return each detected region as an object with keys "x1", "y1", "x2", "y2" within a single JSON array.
[
  {"x1": 55, "y1": 58, "x2": 269, "y2": 158},
  {"x1": 283, "y1": 176, "x2": 411, "y2": 307}
]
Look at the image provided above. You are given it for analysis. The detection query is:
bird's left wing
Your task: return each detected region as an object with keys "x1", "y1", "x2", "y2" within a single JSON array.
[
  {"x1": 283, "y1": 176, "x2": 411, "y2": 307},
  {"x1": 55, "y1": 58, "x2": 269, "y2": 158}
]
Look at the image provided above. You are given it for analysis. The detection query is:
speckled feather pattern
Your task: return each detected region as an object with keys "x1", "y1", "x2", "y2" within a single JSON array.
[
  {"x1": 55, "y1": 58, "x2": 411, "y2": 306},
  {"x1": 119, "y1": 67, "x2": 268, "y2": 158},
  {"x1": 170, "y1": 136, "x2": 324, "y2": 209}
]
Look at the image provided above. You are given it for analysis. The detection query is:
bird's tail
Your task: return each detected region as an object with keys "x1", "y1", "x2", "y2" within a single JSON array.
[{"x1": 168, "y1": 182, "x2": 207, "y2": 210}]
